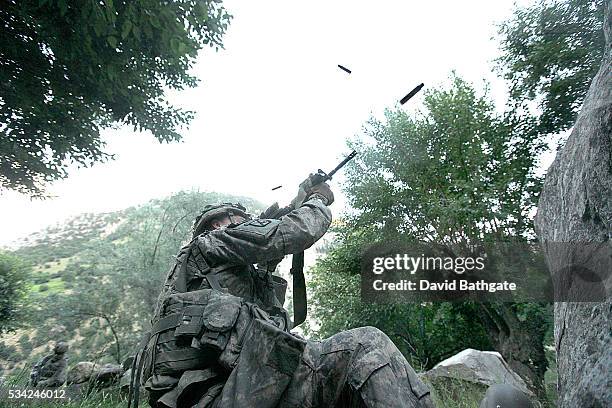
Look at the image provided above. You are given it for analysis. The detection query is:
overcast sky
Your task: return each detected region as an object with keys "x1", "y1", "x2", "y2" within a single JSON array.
[{"x1": 0, "y1": 0, "x2": 543, "y2": 247}]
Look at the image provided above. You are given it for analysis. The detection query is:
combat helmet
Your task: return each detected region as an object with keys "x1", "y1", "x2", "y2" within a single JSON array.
[
  {"x1": 54, "y1": 341, "x2": 69, "y2": 354},
  {"x1": 192, "y1": 203, "x2": 250, "y2": 237}
]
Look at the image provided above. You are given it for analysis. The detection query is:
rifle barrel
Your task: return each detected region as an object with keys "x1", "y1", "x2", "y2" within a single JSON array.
[{"x1": 326, "y1": 150, "x2": 357, "y2": 180}]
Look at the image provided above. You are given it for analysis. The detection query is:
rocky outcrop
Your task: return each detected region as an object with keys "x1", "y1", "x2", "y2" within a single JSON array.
[
  {"x1": 423, "y1": 349, "x2": 533, "y2": 398},
  {"x1": 64, "y1": 361, "x2": 125, "y2": 401},
  {"x1": 66, "y1": 361, "x2": 123, "y2": 387},
  {"x1": 534, "y1": 1, "x2": 612, "y2": 407},
  {"x1": 66, "y1": 362, "x2": 95, "y2": 385},
  {"x1": 93, "y1": 363, "x2": 123, "y2": 388}
]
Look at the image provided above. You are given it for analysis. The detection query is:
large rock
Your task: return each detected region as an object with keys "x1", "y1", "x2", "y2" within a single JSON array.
[
  {"x1": 534, "y1": 1, "x2": 612, "y2": 407},
  {"x1": 119, "y1": 368, "x2": 132, "y2": 393},
  {"x1": 66, "y1": 362, "x2": 95, "y2": 385},
  {"x1": 423, "y1": 349, "x2": 533, "y2": 398},
  {"x1": 66, "y1": 362, "x2": 124, "y2": 389},
  {"x1": 93, "y1": 363, "x2": 123, "y2": 387}
]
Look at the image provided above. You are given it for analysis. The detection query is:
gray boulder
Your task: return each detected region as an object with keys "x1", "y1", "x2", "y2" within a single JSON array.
[
  {"x1": 92, "y1": 363, "x2": 123, "y2": 388},
  {"x1": 424, "y1": 348, "x2": 533, "y2": 398},
  {"x1": 66, "y1": 362, "x2": 95, "y2": 385},
  {"x1": 66, "y1": 362, "x2": 124, "y2": 389}
]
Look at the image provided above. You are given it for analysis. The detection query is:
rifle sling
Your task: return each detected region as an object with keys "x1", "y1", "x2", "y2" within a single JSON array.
[{"x1": 290, "y1": 251, "x2": 307, "y2": 328}]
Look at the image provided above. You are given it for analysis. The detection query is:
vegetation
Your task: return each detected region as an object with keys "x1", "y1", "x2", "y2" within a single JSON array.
[
  {"x1": 0, "y1": 251, "x2": 31, "y2": 334},
  {"x1": 0, "y1": 0, "x2": 232, "y2": 196},
  {"x1": 496, "y1": 0, "x2": 605, "y2": 137},
  {"x1": 308, "y1": 75, "x2": 552, "y2": 396}
]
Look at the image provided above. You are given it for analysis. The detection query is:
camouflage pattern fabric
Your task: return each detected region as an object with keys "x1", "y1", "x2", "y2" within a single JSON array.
[
  {"x1": 212, "y1": 325, "x2": 435, "y2": 408},
  {"x1": 29, "y1": 345, "x2": 68, "y2": 388},
  {"x1": 145, "y1": 197, "x2": 434, "y2": 407}
]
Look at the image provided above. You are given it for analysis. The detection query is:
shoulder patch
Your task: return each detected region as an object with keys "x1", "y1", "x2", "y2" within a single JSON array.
[{"x1": 226, "y1": 218, "x2": 281, "y2": 244}]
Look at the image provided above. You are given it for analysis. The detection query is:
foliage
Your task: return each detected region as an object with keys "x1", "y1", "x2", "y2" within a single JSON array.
[
  {"x1": 0, "y1": 0, "x2": 232, "y2": 196},
  {"x1": 0, "y1": 368, "x2": 134, "y2": 407},
  {"x1": 308, "y1": 229, "x2": 492, "y2": 370},
  {"x1": 496, "y1": 0, "x2": 605, "y2": 136},
  {"x1": 346, "y1": 74, "x2": 545, "y2": 241},
  {"x1": 309, "y1": 75, "x2": 552, "y2": 395},
  {"x1": 0, "y1": 251, "x2": 31, "y2": 334},
  {"x1": 14, "y1": 212, "x2": 123, "y2": 266}
]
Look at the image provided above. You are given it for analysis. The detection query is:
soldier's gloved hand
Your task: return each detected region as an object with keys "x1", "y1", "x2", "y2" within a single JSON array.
[{"x1": 308, "y1": 182, "x2": 334, "y2": 205}]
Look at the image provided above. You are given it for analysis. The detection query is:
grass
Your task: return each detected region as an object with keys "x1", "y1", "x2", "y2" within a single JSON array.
[
  {"x1": 28, "y1": 255, "x2": 73, "y2": 294},
  {"x1": 427, "y1": 377, "x2": 487, "y2": 408},
  {"x1": 0, "y1": 372, "x2": 556, "y2": 408},
  {"x1": 30, "y1": 278, "x2": 65, "y2": 294},
  {"x1": 0, "y1": 367, "x2": 139, "y2": 408}
]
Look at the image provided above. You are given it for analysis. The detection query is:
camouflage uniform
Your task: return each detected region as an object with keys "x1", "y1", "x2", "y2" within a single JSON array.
[
  {"x1": 30, "y1": 342, "x2": 68, "y2": 388},
  {"x1": 143, "y1": 197, "x2": 434, "y2": 408}
]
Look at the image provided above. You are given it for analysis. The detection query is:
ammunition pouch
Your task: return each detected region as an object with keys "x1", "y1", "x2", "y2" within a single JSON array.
[
  {"x1": 142, "y1": 289, "x2": 246, "y2": 387},
  {"x1": 216, "y1": 318, "x2": 307, "y2": 408},
  {"x1": 141, "y1": 287, "x2": 303, "y2": 408}
]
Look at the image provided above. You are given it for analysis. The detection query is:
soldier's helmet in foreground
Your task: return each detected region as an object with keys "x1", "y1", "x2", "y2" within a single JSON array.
[
  {"x1": 192, "y1": 203, "x2": 250, "y2": 236},
  {"x1": 53, "y1": 341, "x2": 69, "y2": 355}
]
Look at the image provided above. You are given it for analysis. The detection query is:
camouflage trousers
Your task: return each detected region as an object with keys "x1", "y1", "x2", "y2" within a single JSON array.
[
  {"x1": 171, "y1": 324, "x2": 435, "y2": 408},
  {"x1": 274, "y1": 326, "x2": 435, "y2": 408}
]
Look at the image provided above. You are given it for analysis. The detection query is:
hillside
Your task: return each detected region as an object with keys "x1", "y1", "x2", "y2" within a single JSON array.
[{"x1": 0, "y1": 191, "x2": 264, "y2": 376}]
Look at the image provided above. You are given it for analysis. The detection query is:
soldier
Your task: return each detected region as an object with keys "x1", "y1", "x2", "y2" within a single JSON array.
[
  {"x1": 139, "y1": 180, "x2": 434, "y2": 408},
  {"x1": 29, "y1": 341, "x2": 68, "y2": 388}
]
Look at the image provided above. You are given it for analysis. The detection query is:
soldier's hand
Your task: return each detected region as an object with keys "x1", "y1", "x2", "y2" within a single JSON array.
[
  {"x1": 291, "y1": 175, "x2": 334, "y2": 208},
  {"x1": 308, "y1": 182, "x2": 334, "y2": 205}
]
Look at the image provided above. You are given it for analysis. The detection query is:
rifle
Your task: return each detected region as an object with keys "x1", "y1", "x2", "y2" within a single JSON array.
[
  {"x1": 260, "y1": 150, "x2": 357, "y2": 328},
  {"x1": 261, "y1": 150, "x2": 357, "y2": 219}
]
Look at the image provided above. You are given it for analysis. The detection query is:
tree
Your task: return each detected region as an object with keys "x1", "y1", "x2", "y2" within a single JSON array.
[
  {"x1": 310, "y1": 75, "x2": 552, "y2": 395},
  {"x1": 308, "y1": 229, "x2": 493, "y2": 371},
  {"x1": 0, "y1": 0, "x2": 232, "y2": 196},
  {"x1": 0, "y1": 251, "x2": 30, "y2": 334},
  {"x1": 496, "y1": 0, "x2": 605, "y2": 136}
]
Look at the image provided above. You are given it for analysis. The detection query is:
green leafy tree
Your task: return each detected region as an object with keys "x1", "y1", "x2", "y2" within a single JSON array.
[
  {"x1": 308, "y1": 230, "x2": 492, "y2": 371},
  {"x1": 496, "y1": 0, "x2": 605, "y2": 136},
  {"x1": 0, "y1": 0, "x2": 231, "y2": 196},
  {"x1": 310, "y1": 75, "x2": 551, "y2": 395},
  {"x1": 0, "y1": 251, "x2": 31, "y2": 334}
]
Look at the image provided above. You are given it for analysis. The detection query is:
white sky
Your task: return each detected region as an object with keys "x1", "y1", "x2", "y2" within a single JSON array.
[{"x1": 0, "y1": 0, "x2": 544, "y2": 247}]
